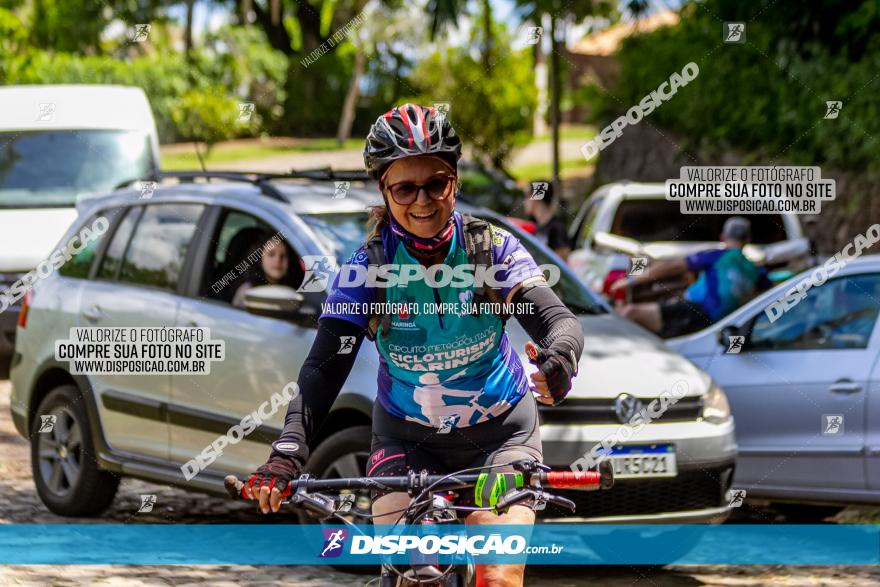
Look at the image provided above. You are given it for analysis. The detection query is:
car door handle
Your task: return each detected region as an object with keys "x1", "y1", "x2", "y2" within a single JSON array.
[
  {"x1": 829, "y1": 380, "x2": 862, "y2": 394},
  {"x1": 83, "y1": 305, "x2": 104, "y2": 321}
]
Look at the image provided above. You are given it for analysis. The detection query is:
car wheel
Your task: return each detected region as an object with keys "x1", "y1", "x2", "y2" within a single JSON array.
[
  {"x1": 31, "y1": 385, "x2": 120, "y2": 516},
  {"x1": 298, "y1": 425, "x2": 375, "y2": 575},
  {"x1": 773, "y1": 503, "x2": 844, "y2": 523}
]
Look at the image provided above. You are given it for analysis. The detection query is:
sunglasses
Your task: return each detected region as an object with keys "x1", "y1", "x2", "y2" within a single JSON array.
[{"x1": 383, "y1": 175, "x2": 456, "y2": 206}]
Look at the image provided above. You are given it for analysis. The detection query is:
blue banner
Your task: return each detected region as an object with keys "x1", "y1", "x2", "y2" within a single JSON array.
[{"x1": 0, "y1": 524, "x2": 877, "y2": 565}]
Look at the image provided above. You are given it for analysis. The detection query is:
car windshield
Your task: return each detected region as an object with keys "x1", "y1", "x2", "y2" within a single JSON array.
[
  {"x1": 611, "y1": 198, "x2": 788, "y2": 244},
  {"x1": 300, "y1": 211, "x2": 605, "y2": 315},
  {"x1": 0, "y1": 130, "x2": 155, "y2": 208}
]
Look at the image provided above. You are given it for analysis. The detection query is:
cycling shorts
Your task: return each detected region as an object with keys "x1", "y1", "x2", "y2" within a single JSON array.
[
  {"x1": 367, "y1": 391, "x2": 543, "y2": 506},
  {"x1": 660, "y1": 298, "x2": 712, "y2": 338}
]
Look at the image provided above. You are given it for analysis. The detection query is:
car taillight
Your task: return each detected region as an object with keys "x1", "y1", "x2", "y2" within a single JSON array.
[
  {"x1": 18, "y1": 290, "x2": 32, "y2": 328},
  {"x1": 602, "y1": 269, "x2": 628, "y2": 302}
]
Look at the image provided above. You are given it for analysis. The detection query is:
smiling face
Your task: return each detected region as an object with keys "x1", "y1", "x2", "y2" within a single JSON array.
[
  {"x1": 260, "y1": 240, "x2": 289, "y2": 284},
  {"x1": 382, "y1": 156, "x2": 456, "y2": 238}
]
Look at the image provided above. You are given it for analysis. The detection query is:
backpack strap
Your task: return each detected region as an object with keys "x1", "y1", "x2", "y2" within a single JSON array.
[
  {"x1": 364, "y1": 236, "x2": 391, "y2": 341},
  {"x1": 461, "y1": 214, "x2": 509, "y2": 324}
]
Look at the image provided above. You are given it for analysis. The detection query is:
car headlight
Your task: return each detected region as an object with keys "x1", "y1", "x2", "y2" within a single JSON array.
[{"x1": 702, "y1": 382, "x2": 731, "y2": 424}]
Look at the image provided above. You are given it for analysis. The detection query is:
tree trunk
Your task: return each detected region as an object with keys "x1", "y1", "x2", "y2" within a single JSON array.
[
  {"x1": 184, "y1": 0, "x2": 195, "y2": 58},
  {"x1": 252, "y1": 0, "x2": 294, "y2": 55},
  {"x1": 481, "y1": 0, "x2": 493, "y2": 70},
  {"x1": 337, "y1": 47, "x2": 366, "y2": 145},
  {"x1": 549, "y1": 13, "x2": 561, "y2": 191},
  {"x1": 532, "y1": 17, "x2": 548, "y2": 137},
  {"x1": 280, "y1": 0, "x2": 329, "y2": 135}
]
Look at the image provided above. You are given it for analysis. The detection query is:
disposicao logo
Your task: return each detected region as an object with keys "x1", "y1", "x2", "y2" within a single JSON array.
[{"x1": 319, "y1": 528, "x2": 349, "y2": 558}]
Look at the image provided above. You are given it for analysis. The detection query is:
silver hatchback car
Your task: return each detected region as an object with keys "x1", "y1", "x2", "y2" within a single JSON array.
[
  {"x1": 10, "y1": 172, "x2": 736, "y2": 524},
  {"x1": 668, "y1": 256, "x2": 880, "y2": 520}
]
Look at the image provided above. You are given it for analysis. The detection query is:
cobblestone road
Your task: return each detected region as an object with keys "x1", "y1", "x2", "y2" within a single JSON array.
[{"x1": 2, "y1": 381, "x2": 879, "y2": 586}]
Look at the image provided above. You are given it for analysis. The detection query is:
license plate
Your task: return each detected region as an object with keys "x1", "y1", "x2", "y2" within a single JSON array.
[{"x1": 605, "y1": 445, "x2": 677, "y2": 479}]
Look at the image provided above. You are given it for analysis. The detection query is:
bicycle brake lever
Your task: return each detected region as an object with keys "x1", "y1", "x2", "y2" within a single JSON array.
[
  {"x1": 545, "y1": 493, "x2": 576, "y2": 513},
  {"x1": 509, "y1": 459, "x2": 549, "y2": 476},
  {"x1": 293, "y1": 492, "x2": 337, "y2": 517},
  {"x1": 495, "y1": 488, "x2": 537, "y2": 512},
  {"x1": 496, "y1": 488, "x2": 573, "y2": 513}
]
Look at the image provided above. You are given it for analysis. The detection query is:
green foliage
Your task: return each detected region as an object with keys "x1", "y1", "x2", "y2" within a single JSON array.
[
  {"x1": 610, "y1": 0, "x2": 880, "y2": 171},
  {"x1": 282, "y1": 49, "x2": 355, "y2": 135},
  {"x1": 170, "y1": 88, "x2": 251, "y2": 150},
  {"x1": 4, "y1": 26, "x2": 285, "y2": 143},
  {"x1": 405, "y1": 42, "x2": 536, "y2": 168},
  {"x1": 204, "y1": 25, "x2": 289, "y2": 130},
  {"x1": 27, "y1": 0, "x2": 108, "y2": 52},
  {"x1": 8, "y1": 51, "x2": 196, "y2": 142},
  {"x1": 0, "y1": 7, "x2": 29, "y2": 81}
]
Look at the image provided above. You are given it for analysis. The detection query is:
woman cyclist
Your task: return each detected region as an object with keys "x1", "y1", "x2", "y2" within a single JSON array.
[{"x1": 242, "y1": 104, "x2": 584, "y2": 587}]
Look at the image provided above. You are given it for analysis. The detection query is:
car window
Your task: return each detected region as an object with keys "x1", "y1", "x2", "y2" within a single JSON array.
[
  {"x1": 58, "y1": 211, "x2": 116, "y2": 279},
  {"x1": 610, "y1": 199, "x2": 787, "y2": 244},
  {"x1": 300, "y1": 213, "x2": 368, "y2": 263},
  {"x1": 202, "y1": 209, "x2": 304, "y2": 306},
  {"x1": 97, "y1": 207, "x2": 142, "y2": 280},
  {"x1": 749, "y1": 274, "x2": 880, "y2": 350},
  {"x1": 0, "y1": 130, "x2": 156, "y2": 208},
  {"x1": 118, "y1": 204, "x2": 204, "y2": 291}
]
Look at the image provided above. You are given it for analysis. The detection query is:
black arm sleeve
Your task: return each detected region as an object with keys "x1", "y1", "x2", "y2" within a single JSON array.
[
  {"x1": 511, "y1": 285, "x2": 584, "y2": 374},
  {"x1": 271, "y1": 317, "x2": 366, "y2": 468}
]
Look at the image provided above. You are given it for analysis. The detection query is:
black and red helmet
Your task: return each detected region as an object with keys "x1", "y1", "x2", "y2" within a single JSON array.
[{"x1": 364, "y1": 103, "x2": 462, "y2": 181}]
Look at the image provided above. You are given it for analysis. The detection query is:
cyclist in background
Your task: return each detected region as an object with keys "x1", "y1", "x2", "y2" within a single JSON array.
[{"x1": 611, "y1": 217, "x2": 771, "y2": 337}]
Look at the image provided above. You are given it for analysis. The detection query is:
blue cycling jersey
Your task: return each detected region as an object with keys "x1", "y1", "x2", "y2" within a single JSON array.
[
  {"x1": 684, "y1": 248, "x2": 770, "y2": 320},
  {"x1": 321, "y1": 211, "x2": 543, "y2": 429}
]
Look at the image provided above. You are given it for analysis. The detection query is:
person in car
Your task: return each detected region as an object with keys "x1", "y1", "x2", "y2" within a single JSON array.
[
  {"x1": 610, "y1": 217, "x2": 771, "y2": 337},
  {"x1": 523, "y1": 180, "x2": 571, "y2": 260},
  {"x1": 231, "y1": 232, "x2": 296, "y2": 308},
  {"x1": 241, "y1": 104, "x2": 584, "y2": 587}
]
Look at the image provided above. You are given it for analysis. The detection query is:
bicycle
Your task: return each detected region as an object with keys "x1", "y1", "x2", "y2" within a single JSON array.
[{"x1": 225, "y1": 459, "x2": 614, "y2": 586}]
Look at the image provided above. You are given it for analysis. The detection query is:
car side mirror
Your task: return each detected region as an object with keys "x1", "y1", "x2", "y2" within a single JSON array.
[{"x1": 243, "y1": 285, "x2": 312, "y2": 322}]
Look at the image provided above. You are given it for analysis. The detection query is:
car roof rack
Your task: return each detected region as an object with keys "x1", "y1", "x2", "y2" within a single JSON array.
[
  {"x1": 156, "y1": 168, "x2": 371, "y2": 202},
  {"x1": 158, "y1": 171, "x2": 287, "y2": 201},
  {"x1": 282, "y1": 167, "x2": 371, "y2": 181}
]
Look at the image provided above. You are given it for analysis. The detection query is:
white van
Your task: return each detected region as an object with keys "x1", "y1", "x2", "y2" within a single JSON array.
[{"x1": 0, "y1": 85, "x2": 160, "y2": 366}]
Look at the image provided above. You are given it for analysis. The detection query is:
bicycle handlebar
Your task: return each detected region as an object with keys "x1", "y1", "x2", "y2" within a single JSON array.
[{"x1": 225, "y1": 461, "x2": 613, "y2": 503}]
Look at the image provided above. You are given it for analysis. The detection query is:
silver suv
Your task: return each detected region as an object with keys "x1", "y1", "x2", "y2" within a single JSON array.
[{"x1": 10, "y1": 172, "x2": 736, "y2": 524}]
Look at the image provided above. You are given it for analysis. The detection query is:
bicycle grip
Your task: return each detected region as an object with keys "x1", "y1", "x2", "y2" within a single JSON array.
[
  {"x1": 223, "y1": 475, "x2": 294, "y2": 500},
  {"x1": 543, "y1": 463, "x2": 614, "y2": 490},
  {"x1": 542, "y1": 471, "x2": 601, "y2": 489},
  {"x1": 224, "y1": 475, "x2": 246, "y2": 499}
]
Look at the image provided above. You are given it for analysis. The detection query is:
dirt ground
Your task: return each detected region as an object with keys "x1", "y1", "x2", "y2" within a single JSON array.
[{"x1": 1, "y1": 381, "x2": 878, "y2": 586}]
